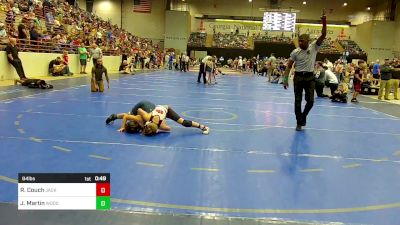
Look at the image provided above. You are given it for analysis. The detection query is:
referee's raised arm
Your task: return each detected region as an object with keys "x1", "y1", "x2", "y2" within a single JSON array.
[{"x1": 316, "y1": 11, "x2": 327, "y2": 47}]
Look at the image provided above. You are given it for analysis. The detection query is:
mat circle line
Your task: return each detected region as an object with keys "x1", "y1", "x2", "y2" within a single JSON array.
[{"x1": 182, "y1": 109, "x2": 239, "y2": 121}]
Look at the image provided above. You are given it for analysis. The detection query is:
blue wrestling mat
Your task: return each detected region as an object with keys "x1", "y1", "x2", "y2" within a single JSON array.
[{"x1": 0, "y1": 70, "x2": 400, "y2": 225}]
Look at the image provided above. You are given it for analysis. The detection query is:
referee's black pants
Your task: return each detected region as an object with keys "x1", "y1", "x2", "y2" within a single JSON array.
[
  {"x1": 253, "y1": 65, "x2": 258, "y2": 75},
  {"x1": 294, "y1": 72, "x2": 315, "y2": 126},
  {"x1": 198, "y1": 63, "x2": 206, "y2": 83}
]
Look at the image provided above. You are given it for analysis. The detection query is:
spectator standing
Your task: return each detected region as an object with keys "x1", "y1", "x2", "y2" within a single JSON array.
[
  {"x1": 90, "y1": 43, "x2": 102, "y2": 65},
  {"x1": 378, "y1": 59, "x2": 393, "y2": 100},
  {"x1": 351, "y1": 60, "x2": 365, "y2": 103},
  {"x1": 78, "y1": 43, "x2": 89, "y2": 74},
  {"x1": 5, "y1": 37, "x2": 27, "y2": 79},
  {"x1": 372, "y1": 60, "x2": 381, "y2": 86},
  {"x1": 391, "y1": 68, "x2": 400, "y2": 100}
]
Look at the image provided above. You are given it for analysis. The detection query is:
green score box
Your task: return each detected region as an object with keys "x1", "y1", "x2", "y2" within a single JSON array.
[{"x1": 96, "y1": 196, "x2": 110, "y2": 210}]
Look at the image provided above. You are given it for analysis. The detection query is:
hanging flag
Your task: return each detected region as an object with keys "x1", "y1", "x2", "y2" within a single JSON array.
[{"x1": 133, "y1": 0, "x2": 152, "y2": 13}]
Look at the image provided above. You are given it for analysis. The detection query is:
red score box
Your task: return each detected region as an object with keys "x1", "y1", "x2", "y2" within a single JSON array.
[{"x1": 96, "y1": 183, "x2": 110, "y2": 196}]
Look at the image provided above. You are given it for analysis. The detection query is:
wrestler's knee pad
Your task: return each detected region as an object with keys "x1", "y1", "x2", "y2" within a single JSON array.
[{"x1": 182, "y1": 120, "x2": 192, "y2": 127}]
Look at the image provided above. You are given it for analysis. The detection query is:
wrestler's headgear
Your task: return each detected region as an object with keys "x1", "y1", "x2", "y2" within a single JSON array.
[
  {"x1": 125, "y1": 121, "x2": 141, "y2": 133},
  {"x1": 143, "y1": 121, "x2": 158, "y2": 136}
]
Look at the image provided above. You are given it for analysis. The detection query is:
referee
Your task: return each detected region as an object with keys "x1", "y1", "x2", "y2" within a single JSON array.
[
  {"x1": 198, "y1": 55, "x2": 211, "y2": 84},
  {"x1": 283, "y1": 12, "x2": 327, "y2": 131}
]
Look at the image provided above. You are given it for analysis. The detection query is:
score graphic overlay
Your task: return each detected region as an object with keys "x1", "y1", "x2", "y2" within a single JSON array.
[
  {"x1": 18, "y1": 173, "x2": 110, "y2": 210},
  {"x1": 262, "y1": 12, "x2": 296, "y2": 32}
]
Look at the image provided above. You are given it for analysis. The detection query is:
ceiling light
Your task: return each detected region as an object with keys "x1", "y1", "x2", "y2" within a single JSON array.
[{"x1": 303, "y1": 1, "x2": 306, "y2": 5}]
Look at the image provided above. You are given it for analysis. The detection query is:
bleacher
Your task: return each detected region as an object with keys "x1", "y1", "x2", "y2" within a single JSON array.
[
  {"x1": 0, "y1": 0, "x2": 160, "y2": 56},
  {"x1": 319, "y1": 38, "x2": 341, "y2": 54},
  {"x1": 187, "y1": 32, "x2": 206, "y2": 47},
  {"x1": 212, "y1": 33, "x2": 249, "y2": 49},
  {"x1": 186, "y1": 30, "x2": 366, "y2": 61},
  {"x1": 253, "y1": 35, "x2": 292, "y2": 44},
  {"x1": 338, "y1": 39, "x2": 366, "y2": 55}
]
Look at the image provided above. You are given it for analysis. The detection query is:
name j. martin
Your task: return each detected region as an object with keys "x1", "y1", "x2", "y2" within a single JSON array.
[{"x1": 20, "y1": 200, "x2": 45, "y2": 206}]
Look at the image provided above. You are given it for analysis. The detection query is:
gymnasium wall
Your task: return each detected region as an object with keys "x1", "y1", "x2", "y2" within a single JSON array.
[
  {"x1": 353, "y1": 22, "x2": 372, "y2": 59},
  {"x1": 164, "y1": 11, "x2": 191, "y2": 53},
  {"x1": 395, "y1": 5, "x2": 400, "y2": 55},
  {"x1": 77, "y1": 0, "x2": 86, "y2": 11},
  {"x1": 186, "y1": 0, "x2": 380, "y2": 25},
  {"x1": 93, "y1": 0, "x2": 122, "y2": 27},
  {"x1": 353, "y1": 21, "x2": 396, "y2": 62},
  {"x1": 369, "y1": 21, "x2": 396, "y2": 61},
  {"x1": 121, "y1": 0, "x2": 166, "y2": 40},
  {"x1": 90, "y1": 0, "x2": 166, "y2": 40},
  {"x1": 188, "y1": 0, "x2": 366, "y2": 21},
  {"x1": 0, "y1": 52, "x2": 120, "y2": 80}
]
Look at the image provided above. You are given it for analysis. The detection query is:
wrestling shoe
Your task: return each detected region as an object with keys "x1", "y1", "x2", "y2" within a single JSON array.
[
  {"x1": 106, "y1": 114, "x2": 118, "y2": 125},
  {"x1": 295, "y1": 125, "x2": 302, "y2": 131},
  {"x1": 201, "y1": 126, "x2": 210, "y2": 135}
]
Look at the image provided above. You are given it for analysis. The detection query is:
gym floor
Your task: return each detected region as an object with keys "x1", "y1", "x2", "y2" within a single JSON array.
[{"x1": 0, "y1": 71, "x2": 400, "y2": 225}]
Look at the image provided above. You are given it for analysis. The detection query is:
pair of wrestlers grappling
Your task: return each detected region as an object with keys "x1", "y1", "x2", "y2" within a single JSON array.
[{"x1": 106, "y1": 100, "x2": 210, "y2": 135}]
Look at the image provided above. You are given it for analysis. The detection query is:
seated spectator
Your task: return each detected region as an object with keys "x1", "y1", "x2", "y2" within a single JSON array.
[
  {"x1": 19, "y1": 1, "x2": 29, "y2": 12},
  {"x1": 6, "y1": 37, "x2": 27, "y2": 79},
  {"x1": 330, "y1": 82, "x2": 349, "y2": 103},
  {"x1": 17, "y1": 23, "x2": 29, "y2": 42},
  {"x1": 270, "y1": 69, "x2": 281, "y2": 83},
  {"x1": 1, "y1": 0, "x2": 161, "y2": 61},
  {"x1": 339, "y1": 40, "x2": 366, "y2": 55},
  {"x1": 119, "y1": 60, "x2": 133, "y2": 74},
  {"x1": 29, "y1": 25, "x2": 41, "y2": 41},
  {"x1": 29, "y1": 12, "x2": 40, "y2": 27},
  {"x1": 212, "y1": 33, "x2": 249, "y2": 49},
  {"x1": 0, "y1": 23, "x2": 7, "y2": 38},
  {"x1": 12, "y1": 3, "x2": 20, "y2": 15},
  {"x1": 49, "y1": 56, "x2": 72, "y2": 76},
  {"x1": 188, "y1": 32, "x2": 207, "y2": 47},
  {"x1": 43, "y1": 0, "x2": 53, "y2": 9},
  {"x1": 41, "y1": 30, "x2": 51, "y2": 40},
  {"x1": 45, "y1": 12, "x2": 55, "y2": 24}
]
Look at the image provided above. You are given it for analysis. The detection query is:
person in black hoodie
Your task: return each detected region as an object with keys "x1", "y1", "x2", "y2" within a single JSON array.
[
  {"x1": 5, "y1": 37, "x2": 27, "y2": 79},
  {"x1": 391, "y1": 62, "x2": 400, "y2": 100},
  {"x1": 15, "y1": 78, "x2": 53, "y2": 89}
]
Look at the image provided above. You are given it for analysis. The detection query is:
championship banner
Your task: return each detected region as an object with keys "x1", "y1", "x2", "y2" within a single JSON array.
[{"x1": 196, "y1": 20, "x2": 353, "y2": 39}]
